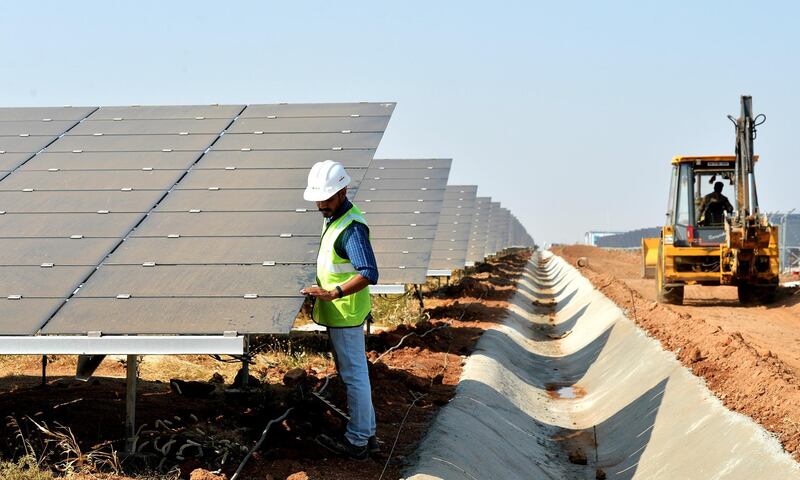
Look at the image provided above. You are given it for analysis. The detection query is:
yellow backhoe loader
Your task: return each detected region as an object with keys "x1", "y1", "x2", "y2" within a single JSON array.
[{"x1": 642, "y1": 96, "x2": 779, "y2": 305}]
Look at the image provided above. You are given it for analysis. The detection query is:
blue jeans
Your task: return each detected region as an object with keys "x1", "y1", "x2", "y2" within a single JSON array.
[{"x1": 328, "y1": 325, "x2": 376, "y2": 447}]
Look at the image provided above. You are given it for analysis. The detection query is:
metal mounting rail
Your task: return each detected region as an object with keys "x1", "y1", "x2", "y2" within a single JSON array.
[
  {"x1": 0, "y1": 334, "x2": 244, "y2": 355},
  {"x1": 368, "y1": 284, "x2": 406, "y2": 295}
]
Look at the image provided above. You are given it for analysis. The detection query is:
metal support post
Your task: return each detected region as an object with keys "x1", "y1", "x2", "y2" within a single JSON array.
[
  {"x1": 240, "y1": 335, "x2": 250, "y2": 389},
  {"x1": 124, "y1": 354, "x2": 138, "y2": 455},
  {"x1": 415, "y1": 284, "x2": 425, "y2": 311},
  {"x1": 41, "y1": 355, "x2": 47, "y2": 386}
]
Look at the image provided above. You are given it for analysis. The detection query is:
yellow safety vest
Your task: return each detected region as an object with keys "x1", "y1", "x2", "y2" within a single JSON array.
[{"x1": 312, "y1": 204, "x2": 372, "y2": 327}]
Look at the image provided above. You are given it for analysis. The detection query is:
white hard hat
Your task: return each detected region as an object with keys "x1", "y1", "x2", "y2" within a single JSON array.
[{"x1": 303, "y1": 160, "x2": 352, "y2": 201}]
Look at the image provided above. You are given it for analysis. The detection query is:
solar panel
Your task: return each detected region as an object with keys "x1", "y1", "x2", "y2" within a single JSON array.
[
  {"x1": 0, "y1": 238, "x2": 120, "y2": 265},
  {"x1": 69, "y1": 118, "x2": 233, "y2": 135},
  {"x1": 0, "y1": 136, "x2": 62, "y2": 154},
  {"x1": 52, "y1": 134, "x2": 218, "y2": 152},
  {"x1": 21, "y1": 151, "x2": 201, "y2": 171},
  {"x1": 0, "y1": 105, "x2": 233, "y2": 338},
  {"x1": 87, "y1": 105, "x2": 243, "y2": 120},
  {"x1": 428, "y1": 185, "x2": 478, "y2": 274},
  {"x1": 466, "y1": 196, "x2": 491, "y2": 264},
  {"x1": 214, "y1": 132, "x2": 384, "y2": 151},
  {"x1": 240, "y1": 102, "x2": 395, "y2": 118},
  {"x1": 0, "y1": 120, "x2": 79, "y2": 136},
  {"x1": 38, "y1": 103, "x2": 394, "y2": 338},
  {"x1": 227, "y1": 116, "x2": 390, "y2": 134},
  {"x1": 174, "y1": 168, "x2": 364, "y2": 190},
  {"x1": 48, "y1": 298, "x2": 302, "y2": 335},
  {"x1": 128, "y1": 212, "x2": 321, "y2": 237},
  {"x1": 0, "y1": 191, "x2": 159, "y2": 213},
  {"x1": 353, "y1": 159, "x2": 450, "y2": 286},
  {"x1": 0, "y1": 213, "x2": 146, "y2": 237},
  {"x1": 0, "y1": 107, "x2": 96, "y2": 122},
  {"x1": 484, "y1": 201, "x2": 500, "y2": 257},
  {"x1": 0, "y1": 265, "x2": 96, "y2": 298},
  {"x1": 0, "y1": 170, "x2": 185, "y2": 191},
  {"x1": 508, "y1": 215, "x2": 524, "y2": 247},
  {"x1": 487, "y1": 207, "x2": 511, "y2": 254},
  {"x1": 105, "y1": 237, "x2": 319, "y2": 265},
  {"x1": 1, "y1": 153, "x2": 37, "y2": 171},
  {"x1": 196, "y1": 149, "x2": 375, "y2": 169}
]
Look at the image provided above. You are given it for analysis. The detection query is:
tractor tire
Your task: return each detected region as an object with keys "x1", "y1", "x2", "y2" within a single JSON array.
[
  {"x1": 737, "y1": 285, "x2": 757, "y2": 304},
  {"x1": 658, "y1": 284, "x2": 684, "y2": 305},
  {"x1": 738, "y1": 285, "x2": 777, "y2": 305},
  {"x1": 656, "y1": 242, "x2": 684, "y2": 305}
]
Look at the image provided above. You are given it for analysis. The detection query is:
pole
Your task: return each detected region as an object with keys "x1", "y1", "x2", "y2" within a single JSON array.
[
  {"x1": 241, "y1": 335, "x2": 250, "y2": 389},
  {"x1": 41, "y1": 355, "x2": 47, "y2": 387},
  {"x1": 125, "y1": 354, "x2": 138, "y2": 455}
]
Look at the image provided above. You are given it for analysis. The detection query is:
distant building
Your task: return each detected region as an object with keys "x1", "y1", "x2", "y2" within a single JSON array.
[
  {"x1": 767, "y1": 212, "x2": 800, "y2": 274},
  {"x1": 584, "y1": 231, "x2": 621, "y2": 246},
  {"x1": 594, "y1": 227, "x2": 661, "y2": 249}
]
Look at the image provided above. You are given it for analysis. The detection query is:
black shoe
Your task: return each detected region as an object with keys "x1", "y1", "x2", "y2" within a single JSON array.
[
  {"x1": 315, "y1": 433, "x2": 369, "y2": 460},
  {"x1": 368, "y1": 435, "x2": 382, "y2": 454}
]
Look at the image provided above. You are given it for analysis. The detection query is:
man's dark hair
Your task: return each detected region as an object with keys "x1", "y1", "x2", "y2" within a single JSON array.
[{"x1": 714, "y1": 181, "x2": 724, "y2": 193}]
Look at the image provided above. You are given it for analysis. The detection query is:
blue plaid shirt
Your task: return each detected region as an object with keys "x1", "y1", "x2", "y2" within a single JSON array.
[{"x1": 325, "y1": 199, "x2": 379, "y2": 284}]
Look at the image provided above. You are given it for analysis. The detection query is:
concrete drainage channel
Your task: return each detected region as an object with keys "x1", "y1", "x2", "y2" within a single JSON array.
[{"x1": 404, "y1": 251, "x2": 800, "y2": 479}]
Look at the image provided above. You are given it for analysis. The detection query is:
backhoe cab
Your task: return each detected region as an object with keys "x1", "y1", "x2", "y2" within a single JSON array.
[{"x1": 642, "y1": 96, "x2": 779, "y2": 305}]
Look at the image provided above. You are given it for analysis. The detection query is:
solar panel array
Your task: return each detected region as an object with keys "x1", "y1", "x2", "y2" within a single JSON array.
[
  {"x1": 0, "y1": 103, "x2": 538, "y2": 349},
  {"x1": 353, "y1": 159, "x2": 451, "y2": 285},
  {"x1": 0, "y1": 103, "x2": 394, "y2": 338},
  {"x1": 427, "y1": 185, "x2": 477, "y2": 274}
]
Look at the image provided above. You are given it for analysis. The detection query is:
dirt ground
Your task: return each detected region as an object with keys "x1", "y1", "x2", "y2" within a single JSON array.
[
  {"x1": 0, "y1": 251, "x2": 530, "y2": 480},
  {"x1": 553, "y1": 245, "x2": 800, "y2": 459}
]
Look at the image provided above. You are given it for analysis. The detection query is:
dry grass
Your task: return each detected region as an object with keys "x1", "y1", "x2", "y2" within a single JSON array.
[
  {"x1": 371, "y1": 291, "x2": 428, "y2": 327},
  {"x1": 27, "y1": 419, "x2": 121, "y2": 476},
  {"x1": 0, "y1": 456, "x2": 55, "y2": 480},
  {"x1": 137, "y1": 355, "x2": 239, "y2": 384},
  {"x1": 249, "y1": 336, "x2": 333, "y2": 381}
]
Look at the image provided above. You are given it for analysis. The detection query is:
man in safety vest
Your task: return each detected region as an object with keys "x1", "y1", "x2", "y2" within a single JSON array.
[{"x1": 300, "y1": 160, "x2": 380, "y2": 460}]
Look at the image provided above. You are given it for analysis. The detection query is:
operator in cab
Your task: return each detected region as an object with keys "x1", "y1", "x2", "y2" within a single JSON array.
[{"x1": 698, "y1": 181, "x2": 734, "y2": 226}]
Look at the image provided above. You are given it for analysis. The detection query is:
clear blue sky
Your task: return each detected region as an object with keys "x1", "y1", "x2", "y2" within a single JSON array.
[{"x1": 1, "y1": 1, "x2": 797, "y2": 243}]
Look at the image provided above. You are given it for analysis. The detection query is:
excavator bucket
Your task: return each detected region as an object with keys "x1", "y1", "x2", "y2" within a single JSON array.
[{"x1": 641, "y1": 237, "x2": 659, "y2": 279}]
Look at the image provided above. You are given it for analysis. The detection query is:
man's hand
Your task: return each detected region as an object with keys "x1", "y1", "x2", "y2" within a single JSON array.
[{"x1": 301, "y1": 286, "x2": 337, "y2": 302}]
